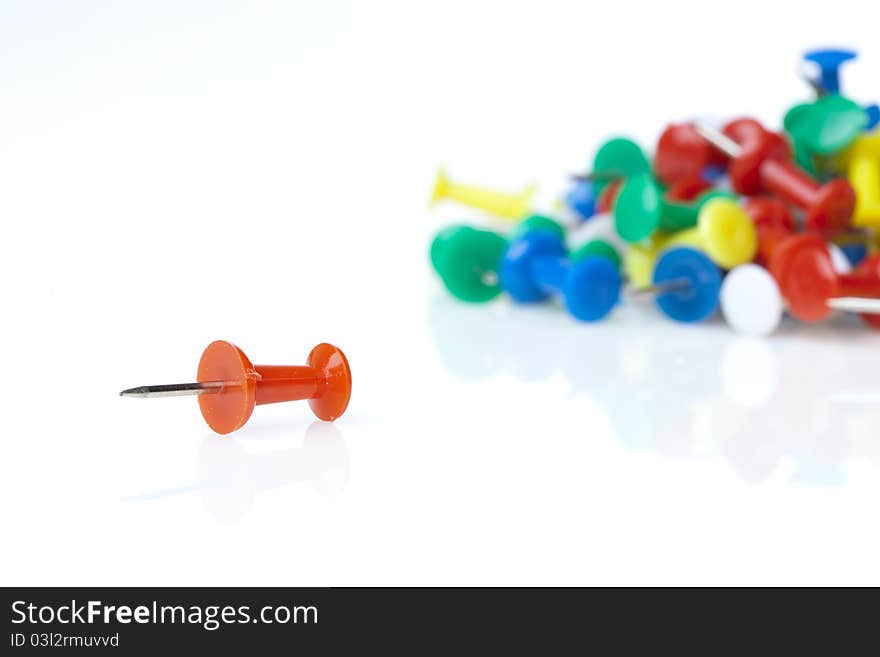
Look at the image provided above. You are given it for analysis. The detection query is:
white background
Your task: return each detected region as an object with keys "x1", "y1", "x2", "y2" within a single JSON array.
[{"x1": 1, "y1": 0, "x2": 879, "y2": 586}]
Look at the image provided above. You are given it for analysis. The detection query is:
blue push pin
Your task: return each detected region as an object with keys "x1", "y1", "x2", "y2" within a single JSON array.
[
  {"x1": 839, "y1": 242, "x2": 869, "y2": 269},
  {"x1": 701, "y1": 165, "x2": 727, "y2": 183},
  {"x1": 499, "y1": 231, "x2": 721, "y2": 324},
  {"x1": 631, "y1": 247, "x2": 723, "y2": 323},
  {"x1": 564, "y1": 179, "x2": 596, "y2": 221},
  {"x1": 499, "y1": 230, "x2": 621, "y2": 321},
  {"x1": 865, "y1": 104, "x2": 880, "y2": 131},
  {"x1": 803, "y1": 48, "x2": 857, "y2": 95}
]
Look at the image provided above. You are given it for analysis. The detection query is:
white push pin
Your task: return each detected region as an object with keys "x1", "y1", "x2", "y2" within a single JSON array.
[
  {"x1": 721, "y1": 260, "x2": 880, "y2": 336},
  {"x1": 720, "y1": 264, "x2": 785, "y2": 337},
  {"x1": 720, "y1": 245, "x2": 851, "y2": 337}
]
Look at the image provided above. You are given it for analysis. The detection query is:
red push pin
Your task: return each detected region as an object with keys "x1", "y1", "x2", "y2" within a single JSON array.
[
  {"x1": 744, "y1": 197, "x2": 796, "y2": 266},
  {"x1": 654, "y1": 123, "x2": 728, "y2": 186},
  {"x1": 120, "y1": 341, "x2": 352, "y2": 434},
  {"x1": 665, "y1": 173, "x2": 714, "y2": 202},
  {"x1": 841, "y1": 254, "x2": 880, "y2": 329},
  {"x1": 694, "y1": 120, "x2": 855, "y2": 234},
  {"x1": 766, "y1": 232, "x2": 880, "y2": 323}
]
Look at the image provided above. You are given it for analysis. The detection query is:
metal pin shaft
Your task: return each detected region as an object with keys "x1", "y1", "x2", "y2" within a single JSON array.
[
  {"x1": 826, "y1": 297, "x2": 880, "y2": 315},
  {"x1": 624, "y1": 278, "x2": 691, "y2": 300},
  {"x1": 694, "y1": 122, "x2": 743, "y2": 158},
  {"x1": 799, "y1": 71, "x2": 827, "y2": 98},
  {"x1": 119, "y1": 381, "x2": 225, "y2": 398},
  {"x1": 570, "y1": 169, "x2": 628, "y2": 183}
]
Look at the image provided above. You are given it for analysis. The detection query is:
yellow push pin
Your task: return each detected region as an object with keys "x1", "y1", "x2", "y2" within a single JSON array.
[
  {"x1": 430, "y1": 167, "x2": 536, "y2": 220},
  {"x1": 837, "y1": 128, "x2": 880, "y2": 228},
  {"x1": 623, "y1": 238, "x2": 662, "y2": 288},
  {"x1": 624, "y1": 199, "x2": 757, "y2": 277}
]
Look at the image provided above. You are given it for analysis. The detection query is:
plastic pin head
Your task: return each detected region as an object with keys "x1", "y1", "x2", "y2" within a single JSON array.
[
  {"x1": 430, "y1": 225, "x2": 507, "y2": 303},
  {"x1": 591, "y1": 137, "x2": 651, "y2": 195},
  {"x1": 721, "y1": 264, "x2": 784, "y2": 337},
  {"x1": 651, "y1": 247, "x2": 722, "y2": 323},
  {"x1": 804, "y1": 48, "x2": 857, "y2": 95}
]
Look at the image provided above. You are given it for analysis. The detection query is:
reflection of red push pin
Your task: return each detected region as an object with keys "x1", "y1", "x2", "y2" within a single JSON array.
[
  {"x1": 120, "y1": 341, "x2": 352, "y2": 434},
  {"x1": 695, "y1": 120, "x2": 855, "y2": 234}
]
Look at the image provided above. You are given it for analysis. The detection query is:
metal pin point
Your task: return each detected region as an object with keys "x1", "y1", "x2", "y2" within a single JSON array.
[{"x1": 119, "y1": 381, "x2": 225, "y2": 398}]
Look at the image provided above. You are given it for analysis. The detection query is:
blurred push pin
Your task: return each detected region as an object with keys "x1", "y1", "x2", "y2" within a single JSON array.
[
  {"x1": 837, "y1": 128, "x2": 880, "y2": 228},
  {"x1": 801, "y1": 49, "x2": 878, "y2": 130},
  {"x1": 570, "y1": 137, "x2": 651, "y2": 190},
  {"x1": 430, "y1": 167, "x2": 535, "y2": 220},
  {"x1": 803, "y1": 48, "x2": 857, "y2": 95},
  {"x1": 120, "y1": 341, "x2": 352, "y2": 434},
  {"x1": 694, "y1": 120, "x2": 855, "y2": 234},
  {"x1": 614, "y1": 245, "x2": 723, "y2": 322},
  {"x1": 500, "y1": 229, "x2": 622, "y2": 322},
  {"x1": 566, "y1": 138, "x2": 652, "y2": 220},
  {"x1": 654, "y1": 123, "x2": 729, "y2": 185},
  {"x1": 720, "y1": 239, "x2": 880, "y2": 335},
  {"x1": 629, "y1": 247, "x2": 723, "y2": 323}
]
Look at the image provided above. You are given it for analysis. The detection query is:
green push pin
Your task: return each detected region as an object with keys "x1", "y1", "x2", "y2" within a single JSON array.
[
  {"x1": 570, "y1": 239, "x2": 621, "y2": 269},
  {"x1": 613, "y1": 173, "x2": 735, "y2": 243},
  {"x1": 430, "y1": 225, "x2": 508, "y2": 303},
  {"x1": 785, "y1": 103, "x2": 821, "y2": 176},
  {"x1": 431, "y1": 216, "x2": 567, "y2": 302},
  {"x1": 511, "y1": 214, "x2": 566, "y2": 240},
  {"x1": 784, "y1": 94, "x2": 868, "y2": 156},
  {"x1": 791, "y1": 136, "x2": 821, "y2": 177},
  {"x1": 589, "y1": 137, "x2": 651, "y2": 195}
]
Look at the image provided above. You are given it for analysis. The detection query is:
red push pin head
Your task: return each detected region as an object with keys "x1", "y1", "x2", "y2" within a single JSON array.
[
  {"x1": 768, "y1": 234, "x2": 839, "y2": 322},
  {"x1": 654, "y1": 123, "x2": 728, "y2": 186},
  {"x1": 761, "y1": 234, "x2": 880, "y2": 325},
  {"x1": 722, "y1": 117, "x2": 767, "y2": 148},
  {"x1": 121, "y1": 341, "x2": 352, "y2": 434}
]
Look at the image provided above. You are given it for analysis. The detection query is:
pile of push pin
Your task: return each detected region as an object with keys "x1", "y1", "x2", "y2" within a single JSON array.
[{"x1": 429, "y1": 48, "x2": 880, "y2": 336}]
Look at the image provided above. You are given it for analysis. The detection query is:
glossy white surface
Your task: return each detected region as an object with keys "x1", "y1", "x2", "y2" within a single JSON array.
[{"x1": 2, "y1": 0, "x2": 879, "y2": 586}]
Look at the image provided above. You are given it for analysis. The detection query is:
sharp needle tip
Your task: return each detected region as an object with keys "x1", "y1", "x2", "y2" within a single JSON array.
[
  {"x1": 119, "y1": 386, "x2": 147, "y2": 398},
  {"x1": 118, "y1": 381, "x2": 224, "y2": 398}
]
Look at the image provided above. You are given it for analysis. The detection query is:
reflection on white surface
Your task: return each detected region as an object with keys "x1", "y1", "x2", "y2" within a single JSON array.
[
  {"x1": 429, "y1": 293, "x2": 880, "y2": 485},
  {"x1": 124, "y1": 421, "x2": 349, "y2": 524}
]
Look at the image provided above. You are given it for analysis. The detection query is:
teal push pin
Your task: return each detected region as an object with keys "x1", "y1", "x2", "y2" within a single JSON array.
[
  {"x1": 801, "y1": 48, "x2": 878, "y2": 131},
  {"x1": 572, "y1": 137, "x2": 651, "y2": 197},
  {"x1": 613, "y1": 173, "x2": 734, "y2": 243},
  {"x1": 784, "y1": 95, "x2": 868, "y2": 156}
]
